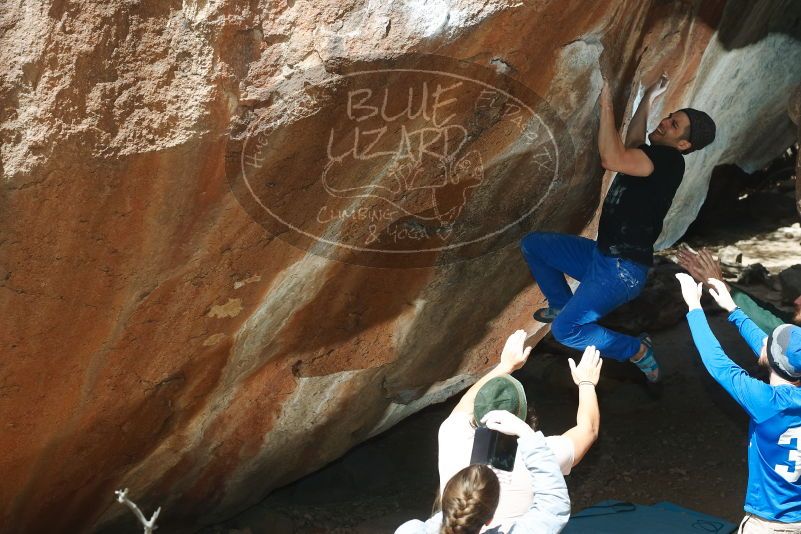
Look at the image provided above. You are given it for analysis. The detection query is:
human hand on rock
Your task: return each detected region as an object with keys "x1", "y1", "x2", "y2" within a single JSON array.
[
  {"x1": 646, "y1": 73, "x2": 669, "y2": 101},
  {"x1": 708, "y1": 278, "x2": 737, "y2": 312},
  {"x1": 676, "y1": 272, "x2": 703, "y2": 310},
  {"x1": 569, "y1": 345, "x2": 603, "y2": 387},
  {"x1": 500, "y1": 329, "x2": 532, "y2": 373},
  {"x1": 481, "y1": 410, "x2": 534, "y2": 438}
]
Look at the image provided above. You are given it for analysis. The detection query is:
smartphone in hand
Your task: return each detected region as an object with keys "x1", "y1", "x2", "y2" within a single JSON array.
[{"x1": 471, "y1": 427, "x2": 518, "y2": 471}]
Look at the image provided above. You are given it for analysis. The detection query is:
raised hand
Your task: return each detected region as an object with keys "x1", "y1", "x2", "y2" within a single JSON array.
[
  {"x1": 568, "y1": 345, "x2": 603, "y2": 386},
  {"x1": 676, "y1": 246, "x2": 727, "y2": 289},
  {"x1": 676, "y1": 244, "x2": 705, "y2": 283},
  {"x1": 481, "y1": 409, "x2": 534, "y2": 438},
  {"x1": 708, "y1": 278, "x2": 737, "y2": 312},
  {"x1": 675, "y1": 272, "x2": 703, "y2": 310},
  {"x1": 646, "y1": 73, "x2": 669, "y2": 102},
  {"x1": 500, "y1": 329, "x2": 532, "y2": 373},
  {"x1": 697, "y1": 249, "x2": 726, "y2": 284}
]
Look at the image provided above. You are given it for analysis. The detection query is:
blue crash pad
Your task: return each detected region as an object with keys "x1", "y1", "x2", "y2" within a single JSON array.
[{"x1": 563, "y1": 500, "x2": 738, "y2": 533}]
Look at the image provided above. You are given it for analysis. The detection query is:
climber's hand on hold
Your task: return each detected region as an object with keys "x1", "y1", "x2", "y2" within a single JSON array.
[{"x1": 646, "y1": 72, "x2": 669, "y2": 102}]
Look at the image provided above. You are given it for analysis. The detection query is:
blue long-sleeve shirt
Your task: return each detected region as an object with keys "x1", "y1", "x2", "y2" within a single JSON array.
[
  {"x1": 731, "y1": 287, "x2": 790, "y2": 335},
  {"x1": 728, "y1": 307, "x2": 770, "y2": 359},
  {"x1": 687, "y1": 308, "x2": 801, "y2": 522},
  {"x1": 395, "y1": 430, "x2": 570, "y2": 534}
]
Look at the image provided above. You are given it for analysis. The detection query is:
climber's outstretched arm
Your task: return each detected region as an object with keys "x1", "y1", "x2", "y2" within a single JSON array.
[
  {"x1": 598, "y1": 80, "x2": 654, "y2": 177},
  {"x1": 625, "y1": 74, "x2": 669, "y2": 147}
]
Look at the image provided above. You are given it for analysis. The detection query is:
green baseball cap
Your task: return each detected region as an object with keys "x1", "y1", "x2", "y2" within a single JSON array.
[{"x1": 474, "y1": 375, "x2": 527, "y2": 425}]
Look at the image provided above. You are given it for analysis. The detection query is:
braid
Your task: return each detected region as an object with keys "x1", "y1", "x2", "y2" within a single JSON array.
[
  {"x1": 442, "y1": 494, "x2": 491, "y2": 533},
  {"x1": 440, "y1": 465, "x2": 500, "y2": 534}
]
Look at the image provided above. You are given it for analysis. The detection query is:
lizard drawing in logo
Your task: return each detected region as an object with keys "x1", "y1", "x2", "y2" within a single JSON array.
[{"x1": 321, "y1": 122, "x2": 485, "y2": 226}]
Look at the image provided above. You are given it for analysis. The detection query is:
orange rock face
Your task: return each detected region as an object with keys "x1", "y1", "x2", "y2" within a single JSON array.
[{"x1": 1, "y1": 1, "x2": 800, "y2": 531}]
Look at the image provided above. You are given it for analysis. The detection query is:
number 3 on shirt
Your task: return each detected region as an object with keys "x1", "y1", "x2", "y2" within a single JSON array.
[{"x1": 775, "y1": 427, "x2": 801, "y2": 483}]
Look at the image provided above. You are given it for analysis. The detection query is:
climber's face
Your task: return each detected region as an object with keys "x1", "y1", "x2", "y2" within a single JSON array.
[{"x1": 648, "y1": 111, "x2": 692, "y2": 152}]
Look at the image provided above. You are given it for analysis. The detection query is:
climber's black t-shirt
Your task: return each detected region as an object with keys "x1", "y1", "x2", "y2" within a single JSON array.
[{"x1": 596, "y1": 143, "x2": 685, "y2": 267}]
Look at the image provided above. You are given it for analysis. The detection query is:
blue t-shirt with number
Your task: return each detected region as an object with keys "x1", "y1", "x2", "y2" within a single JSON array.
[{"x1": 687, "y1": 308, "x2": 801, "y2": 523}]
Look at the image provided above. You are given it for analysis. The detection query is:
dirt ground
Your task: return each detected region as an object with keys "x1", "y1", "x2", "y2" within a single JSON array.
[
  {"x1": 203, "y1": 204, "x2": 799, "y2": 534},
  {"x1": 207, "y1": 313, "x2": 757, "y2": 534}
]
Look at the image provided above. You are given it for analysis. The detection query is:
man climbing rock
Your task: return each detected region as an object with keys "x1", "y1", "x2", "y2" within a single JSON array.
[{"x1": 521, "y1": 73, "x2": 716, "y2": 382}]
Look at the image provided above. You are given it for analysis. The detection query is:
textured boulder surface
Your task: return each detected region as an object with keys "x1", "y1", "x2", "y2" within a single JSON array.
[{"x1": 1, "y1": 1, "x2": 800, "y2": 532}]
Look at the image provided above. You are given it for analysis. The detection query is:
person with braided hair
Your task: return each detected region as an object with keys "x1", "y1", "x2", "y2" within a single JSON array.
[
  {"x1": 435, "y1": 332, "x2": 600, "y2": 529},
  {"x1": 439, "y1": 464, "x2": 500, "y2": 534},
  {"x1": 396, "y1": 410, "x2": 570, "y2": 534}
]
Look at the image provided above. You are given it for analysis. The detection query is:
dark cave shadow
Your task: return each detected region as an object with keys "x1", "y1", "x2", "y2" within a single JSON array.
[{"x1": 714, "y1": 0, "x2": 801, "y2": 50}]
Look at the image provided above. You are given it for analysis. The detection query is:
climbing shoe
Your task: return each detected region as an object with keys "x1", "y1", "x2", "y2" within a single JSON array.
[
  {"x1": 533, "y1": 307, "x2": 561, "y2": 323},
  {"x1": 631, "y1": 333, "x2": 660, "y2": 383}
]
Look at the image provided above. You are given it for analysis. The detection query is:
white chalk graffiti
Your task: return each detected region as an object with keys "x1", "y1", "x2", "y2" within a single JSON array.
[
  {"x1": 321, "y1": 83, "x2": 485, "y2": 225},
  {"x1": 231, "y1": 60, "x2": 568, "y2": 263}
]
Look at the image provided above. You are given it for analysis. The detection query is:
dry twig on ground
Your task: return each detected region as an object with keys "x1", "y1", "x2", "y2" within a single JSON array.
[{"x1": 115, "y1": 488, "x2": 161, "y2": 533}]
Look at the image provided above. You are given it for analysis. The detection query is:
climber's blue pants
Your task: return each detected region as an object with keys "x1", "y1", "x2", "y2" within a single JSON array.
[{"x1": 520, "y1": 232, "x2": 649, "y2": 361}]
